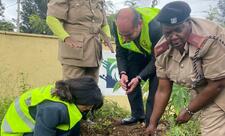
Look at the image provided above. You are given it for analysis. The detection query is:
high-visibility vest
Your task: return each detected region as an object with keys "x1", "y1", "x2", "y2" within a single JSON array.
[
  {"x1": 117, "y1": 7, "x2": 160, "y2": 55},
  {"x1": 1, "y1": 85, "x2": 82, "y2": 136}
]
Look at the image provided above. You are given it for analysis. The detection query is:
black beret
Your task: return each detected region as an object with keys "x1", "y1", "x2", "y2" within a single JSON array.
[{"x1": 157, "y1": 1, "x2": 191, "y2": 25}]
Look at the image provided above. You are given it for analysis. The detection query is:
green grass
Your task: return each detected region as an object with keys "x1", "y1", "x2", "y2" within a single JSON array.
[
  {"x1": 0, "y1": 69, "x2": 200, "y2": 135},
  {"x1": 162, "y1": 84, "x2": 201, "y2": 136},
  {"x1": 95, "y1": 99, "x2": 129, "y2": 118},
  {"x1": 88, "y1": 99, "x2": 129, "y2": 133},
  {"x1": 0, "y1": 68, "x2": 31, "y2": 134},
  {"x1": 0, "y1": 98, "x2": 13, "y2": 131},
  {"x1": 113, "y1": 80, "x2": 201, "y2": 135},
  {"x1": 166, "y1": 118, "x2": 200, "y2": 136}
]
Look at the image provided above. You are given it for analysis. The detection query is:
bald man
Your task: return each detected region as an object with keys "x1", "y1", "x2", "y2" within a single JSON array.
[{"x1": 114, "y1": 7, "x2": 162, "y2": 126}]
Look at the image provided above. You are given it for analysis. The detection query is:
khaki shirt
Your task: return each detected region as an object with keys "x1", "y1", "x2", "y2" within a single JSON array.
[
  {"x1": 155, "y1": 18, "x2": 225, "y2": 111},
  {"x1": 47, "y1": 0, "x2": 108, "y2": 67}
]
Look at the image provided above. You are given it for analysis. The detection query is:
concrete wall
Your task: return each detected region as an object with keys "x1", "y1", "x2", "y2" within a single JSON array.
[{"x1": 0, "y1": 31, "x2": 61, "y2": 96}]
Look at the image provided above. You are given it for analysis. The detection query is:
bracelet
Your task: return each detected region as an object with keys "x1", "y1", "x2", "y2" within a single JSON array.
[{"x1": 185, "y1": 107, "x2": 194, "y2": 116}]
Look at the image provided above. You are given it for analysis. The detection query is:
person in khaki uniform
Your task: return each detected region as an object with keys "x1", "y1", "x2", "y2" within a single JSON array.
[
  {"x1": 145, "y1": 1, "x2": 225, "y2": 136},
  {"x1": 46, "y1": 0, "x2": 113, "y2": 81}
]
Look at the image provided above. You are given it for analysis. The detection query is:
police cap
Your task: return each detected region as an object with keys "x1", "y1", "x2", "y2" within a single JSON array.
[{"x1": 157, "y1": 1, "x2": 191, "y2": 25}]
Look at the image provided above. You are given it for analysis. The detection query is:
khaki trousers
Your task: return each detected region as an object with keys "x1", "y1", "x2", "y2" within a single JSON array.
[
  {"x1": 200, "y1": 103, "x2": 225, "y2": 136},
  {"x1": 62, "y1": 64, "x2": 99, "y2": 82}
]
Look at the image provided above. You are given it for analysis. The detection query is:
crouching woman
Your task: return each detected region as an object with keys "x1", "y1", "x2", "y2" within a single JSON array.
[{"x1": 1, "y1": 77, "x2": 103, "y2": 136}]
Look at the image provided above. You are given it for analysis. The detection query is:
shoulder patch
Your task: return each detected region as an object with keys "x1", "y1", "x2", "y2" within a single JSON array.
[
  {"x1": 154, "y1": 41, "x2": 169, "y2": 57},
  {"x1": 187, "y1": 33, "x2": 207, "y2": 48}
]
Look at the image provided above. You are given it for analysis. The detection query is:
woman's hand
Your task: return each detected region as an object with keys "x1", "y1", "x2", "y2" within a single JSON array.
[{"x1": 64, "y1": 37, "x2": 82, "y2": 48}]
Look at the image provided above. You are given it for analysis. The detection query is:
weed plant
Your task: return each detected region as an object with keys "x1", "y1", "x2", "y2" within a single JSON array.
[
  {"x1": 163, "y1": 84, "x2": 201, "y2": 136},
  {"x1": 0, "y1": 98, "x2": 13, "y2": 129},
  {"x1": 81, "y1": 99, "x2": 129, "y2": 135},
  {"x1": 0, "y1": 70, "x2": 31, "y2": 134},
  {"x1": 114, "y1": 81, "x2": 201, "y2": 135}
]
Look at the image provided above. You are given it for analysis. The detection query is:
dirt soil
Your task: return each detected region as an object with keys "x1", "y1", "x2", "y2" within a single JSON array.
[{"x1": 81, "y1": 118, "x2": 168, "y2": 136}]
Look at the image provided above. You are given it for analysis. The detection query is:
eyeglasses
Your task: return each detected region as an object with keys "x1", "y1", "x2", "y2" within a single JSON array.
[
  {"x1": 120, "y1": 26, "x2": 139, "y2": 42},
  {"x1": 120, "y1": 31, "x2": 135, "y2": 38}
]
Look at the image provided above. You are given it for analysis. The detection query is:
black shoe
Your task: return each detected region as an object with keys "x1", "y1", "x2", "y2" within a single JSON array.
[{"x1": 120, "y1": 117, "x2": 144, "y2": 125}]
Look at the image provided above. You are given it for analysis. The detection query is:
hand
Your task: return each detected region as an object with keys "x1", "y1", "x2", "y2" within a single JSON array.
[
  {"x1": 119, "y1": 74, "x2": 128, "y2": 91},
  {"x1": 103, "y1": 38, "x2": 114, "y2": 53},
  {"x1": 64, "y1": 37, "x2": 82, "y2": 48},
  {"x1": 176, "y1": 108, "x2": 192, "y2": 124},
  {"x1": 144, "y1": 124, "x2": 158, "y2": 136},
  {"x1": 126, "y1": 77, "x2": 140, "y2": 94}
]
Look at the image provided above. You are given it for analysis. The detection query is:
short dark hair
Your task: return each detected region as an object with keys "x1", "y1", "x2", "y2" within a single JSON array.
[{"x1": 52, "y1": 77, "x2": 103, "y2": 109}]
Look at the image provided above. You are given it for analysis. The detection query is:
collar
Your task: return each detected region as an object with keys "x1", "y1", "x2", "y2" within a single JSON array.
[{"x1": 168, "y1": 43, "x2": 189, "y2": 62}]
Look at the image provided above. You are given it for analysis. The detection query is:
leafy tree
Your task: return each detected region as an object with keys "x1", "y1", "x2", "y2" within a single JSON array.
[
  {"x1": 20, "y1": 0, "x2": 52, "y2": 34},
  {"x1": 0, "y1": 2, "x2": 14, "y2": 32},
  {"x1": 124, "y1": 0, "x2": 137, "y2": 7},
  {"x1": 151, "y1": 0, "x2": 158, "y2": 7},
  {"x1": 0, "y1": 20, "x2": 15, "y2": 31},
  {"x1": 124, "y1": 0, "x2": 158, "y2": 7},
  {"x1": 206, "y1": 6, "x2": 219, "y2": 21},
  {"x1": 105, "y1": 0, "x2": 115, "y2": 14},
  {"x1": 217, "y1": 0, "x2": 225, "y2": 25},
  {"x1": 28, "y1": 14, "x2": 51, "y2": 34},
  {"x1": 206, "y1": 0, "x2": 225, "y2": 26},
  {"x1": 0, "y1": 1, "x2": 4, "y2": 18},
  {"x1": 218, "y1": 0, "x2": 225, "y2": 16}
]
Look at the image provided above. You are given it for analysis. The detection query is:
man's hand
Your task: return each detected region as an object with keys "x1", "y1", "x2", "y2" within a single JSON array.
[
  {"x1": 176, "y1": 108, "x2": 193, "y2": 124},
  {"x1": 126, "y1": 77, "x2": 140, "y2": 94},
  {"x1": 144, "y1": 124, "x2": 158, "y2": 136},
  {"x1": 120, "y1": 74, "x2": 129, "y2": 91},
  {"x1": 64, "y1": 37, "x2": 82, "y2": 48}
]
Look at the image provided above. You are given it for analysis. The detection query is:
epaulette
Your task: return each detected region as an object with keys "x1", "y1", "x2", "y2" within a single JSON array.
[
  {"x1": 154, "y1": 41, "x2": 169, "y2": 57},
  {"x1": 187, "y1": 33, "x2": 207, "y2": 48}
]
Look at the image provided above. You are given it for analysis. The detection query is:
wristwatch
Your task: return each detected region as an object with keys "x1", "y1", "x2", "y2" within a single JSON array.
[{"x1": 185, "y1": 107, "x2": 194, "y2": 116}]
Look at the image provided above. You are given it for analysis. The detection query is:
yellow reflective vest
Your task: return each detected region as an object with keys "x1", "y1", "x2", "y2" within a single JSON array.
[
  {"x1": 117, "y1": 8, "x2": 160, "y2": 54},
  {"x1": 1, "y1": 85, "x2": 82, "y2": 136}
]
